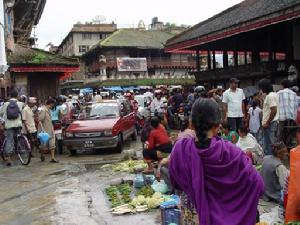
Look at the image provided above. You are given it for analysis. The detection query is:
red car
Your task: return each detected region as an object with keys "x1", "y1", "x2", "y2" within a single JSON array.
[{"x1": 64, "y1": 100, "x2": 137, "y2": 155}]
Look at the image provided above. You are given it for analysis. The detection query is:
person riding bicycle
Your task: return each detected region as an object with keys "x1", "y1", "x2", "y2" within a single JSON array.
[{"x1": 0, "y1": 90, "x2": 24, "y2": 166}]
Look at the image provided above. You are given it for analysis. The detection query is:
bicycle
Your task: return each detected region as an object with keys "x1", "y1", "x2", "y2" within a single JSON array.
[{"x1": 0, "y1": 128, "x2": 32, "y2": 165}]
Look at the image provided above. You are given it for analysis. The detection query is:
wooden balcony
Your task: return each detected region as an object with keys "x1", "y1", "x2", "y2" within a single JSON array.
[
  {"x1": 105, "y1": 58, "x2": 196, "y2": 69},
  {"x1": 194, "y1": 61, "x2": 291, "y2": 82}
]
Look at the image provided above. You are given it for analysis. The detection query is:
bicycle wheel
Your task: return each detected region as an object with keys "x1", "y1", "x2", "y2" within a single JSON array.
[
  {"x1": 16, "y1": 135, "x2": 31, "y2": 165},
  {"x1": 1, "y1": 139, "x2": 7, "y2": 162}
]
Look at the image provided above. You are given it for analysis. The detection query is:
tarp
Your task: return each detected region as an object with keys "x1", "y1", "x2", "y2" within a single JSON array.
[
  {"x1": 243, "y1": 86, "x2": 259, "y2": 98},
  {"x1": 80, "y1": 88, "x2": 93, "y2": 94},
  {"x1": 103, "y1": 86, "x2": 123, "y2": 92},
  {"x1": 122, "y1": 86, "x2": 140, "y2": 91}
]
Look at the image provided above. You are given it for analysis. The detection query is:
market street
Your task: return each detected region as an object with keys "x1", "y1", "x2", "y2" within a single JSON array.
[
  {"x1": 0, "y1": 140, "x2": 161, "y2": 225},
  {"x1": 0, "y1": 138, "x2": 277, "y2": 225}
]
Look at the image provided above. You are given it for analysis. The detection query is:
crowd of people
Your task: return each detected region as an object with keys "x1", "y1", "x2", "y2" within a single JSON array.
[
  {"x1": 141, "y1": 78, "x2": 300, "y2": 224},
  {"x1": 0, "y1": 78, "x2": 299, "y2": 223},
  {"x1": 0, "y1": 91, "x2": 86, "y2": 166}
]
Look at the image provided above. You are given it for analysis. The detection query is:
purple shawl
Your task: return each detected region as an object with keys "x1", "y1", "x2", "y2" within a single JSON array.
[{"x1": 169, "y1": 137, "x2": 264, "y2": 225}]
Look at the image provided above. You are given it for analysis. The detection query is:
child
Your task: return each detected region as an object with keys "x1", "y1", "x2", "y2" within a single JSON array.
[
  {"x1": 248, "y1": 99, "x2": 262, "y2": 140},
  {"x1": 261, "y1": 142, "x2": 289, "y2": 203},
  {"x1": 176, "y1": 116, "x2": 196, "y2": 141},
  {"x1": 236, "y1": 127, "x2": 264, "y2": 165}
]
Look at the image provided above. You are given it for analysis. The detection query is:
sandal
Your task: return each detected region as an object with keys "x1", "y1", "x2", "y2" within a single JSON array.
[{"x1": 50, "y1": 159, "x2": 59, "y2": 163}]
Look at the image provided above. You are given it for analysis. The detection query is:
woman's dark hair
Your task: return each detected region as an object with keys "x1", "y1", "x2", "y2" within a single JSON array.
[
  {"x1": 281, "y1": 79, "x2": 291, "y2": 89},
  {"x1": 46, "y1": 98, "x2": 56, "y2": 106},
  {"x1": 258, "y1": 78, "x2": 273, "y2": 94},
  {"x1": 222, "y1": 123, "x2": 229, "y2": 130},
  {"x1": 252, "y1": 99, "x2": 259, "y2": 116},
  {"x1": 150, "y1": 116, "x2": 160, "y2": 128},
  {"x1": 271, "y1": 142, "x2": 286, "y2": 156},
  {"x1": 10, "y1": 90, "x2": 18, "y2": 98},
  {"x1": 192, "y1": 99, "x2": 221, "y2": 148},
  {"x1": 180, "y1": 116, "x2": 190, "y2": 132},
  {"x1": 238, "y1": 126, "x2": 248, "y2": 135}
]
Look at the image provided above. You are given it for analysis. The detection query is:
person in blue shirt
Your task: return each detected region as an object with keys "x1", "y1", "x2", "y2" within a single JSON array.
[{"x1": 51, "y1": 97, "x2": 63, "y2": 123}]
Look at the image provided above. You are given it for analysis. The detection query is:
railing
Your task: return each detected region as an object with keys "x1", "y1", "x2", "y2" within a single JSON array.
[{"x1": 105, "y1": 58, "x2": 196, "y2": 68}]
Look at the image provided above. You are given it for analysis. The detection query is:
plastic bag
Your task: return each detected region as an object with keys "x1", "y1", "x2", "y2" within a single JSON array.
[
  {"x1": 151, "y1": 180, "x2": 168, "y2": 194},
  {"x1": 134, "y1": 174, "x2": 145, "y2": 188},
  {"x1": 38, "y1": 131, "x2": 50, "y2": 144}
]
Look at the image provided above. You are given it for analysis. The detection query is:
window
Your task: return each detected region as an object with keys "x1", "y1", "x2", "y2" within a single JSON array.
[
  {"x1": 260, "y1": 52, "x2": 269, "y2": 62},
  {"x1": 276, "y1": 53, "x2": 286, "y2": 61},
  {"x1": 238, "y1": 52, "x2": 245, "y2": 65},
  {"x1": 246, "y1": 52, "x2": 252, "y2": 64},
  {"x1": 228, "y1": 51, "x2": 234, "y2": 66},
  {"x1": 164, "y1": 73, "x2": 170, "y2": 78},
  {"x1": 79, "y1": 45, "x2": 90, "y2": 53},
  {"x1": 82, "y1": 33, "x2": 92, "y2": 40},
  {"x1": 99, "y1": 34, "x2": 103, "y2": 39},
  {"x1": 215, "y1": 51, "x2": 223, "y2": 68}
]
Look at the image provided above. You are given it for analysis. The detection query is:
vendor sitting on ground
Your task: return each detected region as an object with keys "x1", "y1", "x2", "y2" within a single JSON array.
[
  {"x1": 221, "y1": 123, "x2": 239, "y2": 144},
  {"x1": 236, "y1": 127, "x2": 264, "y2": 165},
  {"x1": 156, "y1": 121, "x2": 195, "y2": 193},
  {"x1": 262, "y1": 142, "x2": 289, "y2": 203},
  {"x1": 176, "y1": 116, "x2": 196, "y2": 141},
  {"x1": 143, "y1": 116, "x2": 172, "y2": 173}
]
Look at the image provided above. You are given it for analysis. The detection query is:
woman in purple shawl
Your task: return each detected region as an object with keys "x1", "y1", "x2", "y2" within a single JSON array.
[{"x1": 169, "y1": 99, "x2": 264, "y2": 225}]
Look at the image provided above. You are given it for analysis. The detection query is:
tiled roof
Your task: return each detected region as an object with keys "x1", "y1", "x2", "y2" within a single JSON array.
[
  {"x1": 71, "y1": 24, "x2": 117, "y2": 33},
  {"x1": 8, "y1": 45, "x2": 79, "y2": 66},
  {"x1": 167, "y1": 0, "x2": 300, "y2": 47},
  {"x1": 95, "y1": 29, "x2": 174, "y2": 49}
]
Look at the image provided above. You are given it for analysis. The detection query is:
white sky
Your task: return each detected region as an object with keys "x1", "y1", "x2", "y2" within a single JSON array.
[{"x1": 35, "y1": 0, "x2": 242, "y2": 49}]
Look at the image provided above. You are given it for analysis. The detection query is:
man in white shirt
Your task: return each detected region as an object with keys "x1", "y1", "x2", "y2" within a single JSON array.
[
  {"x1": 258, "y1": 78, "x2": 279, "y2": 155},
  {"x1": 150, "y1": 90, "x2": 165, "y2": 115},
  {"x1": 22, "y1": 97, "x2": 38, "y2": 148},
  {"x1": 222, "y1": 78, "x2": 246, "y2": 131}
]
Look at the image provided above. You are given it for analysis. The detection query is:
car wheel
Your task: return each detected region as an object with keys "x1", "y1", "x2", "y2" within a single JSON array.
[
  {"x1": 131, "y1": 128, "x2": 137, "y2": 141},
  {"x1": 116, "y1": 134, "x2": 123, "y2": 153},
  {"x1": 69, "y1": 148, "x2": 77, "y2": 156}
]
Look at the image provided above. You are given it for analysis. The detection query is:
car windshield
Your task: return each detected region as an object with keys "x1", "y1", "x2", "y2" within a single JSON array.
[
  {"x1": 135, "y1": 96, "x2": 145, "y2": 107},
  {"x1": 89, "y1": 103, "x2": 119, "y2": 118}
]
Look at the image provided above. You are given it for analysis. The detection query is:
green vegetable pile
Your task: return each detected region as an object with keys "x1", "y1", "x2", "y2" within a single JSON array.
[
  {"x1": 118, "y1": 184, "x2": 132, "y2": 204},
  {"x1": 112, "y1": 160, "x2": 147, "y2": 173},
  {"x1": 131, "y1": 192, "x2": 165, "y2": 209},
  {"x1": 137, "y1": 186, "x2": 154, "y2": 198},
  {"x1": 105, "y1": 183, "x2": 133, "y2": 208}
]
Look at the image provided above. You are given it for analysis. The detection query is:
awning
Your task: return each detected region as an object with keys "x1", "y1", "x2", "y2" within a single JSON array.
[
  {"x1": 80, "y1": 88, "x2": 93, "y2": 94},
  {"x1": 243, "y1": 86, "x2": 259, "y2": 98},
  {"x1": 103, "y1": 86, "x2": 123, "y2": 92}
]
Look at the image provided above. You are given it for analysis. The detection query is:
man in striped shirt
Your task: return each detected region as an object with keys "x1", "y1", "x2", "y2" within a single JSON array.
[{"x1": 277, "y1": 79, "x2": 298, "y2": 142}]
